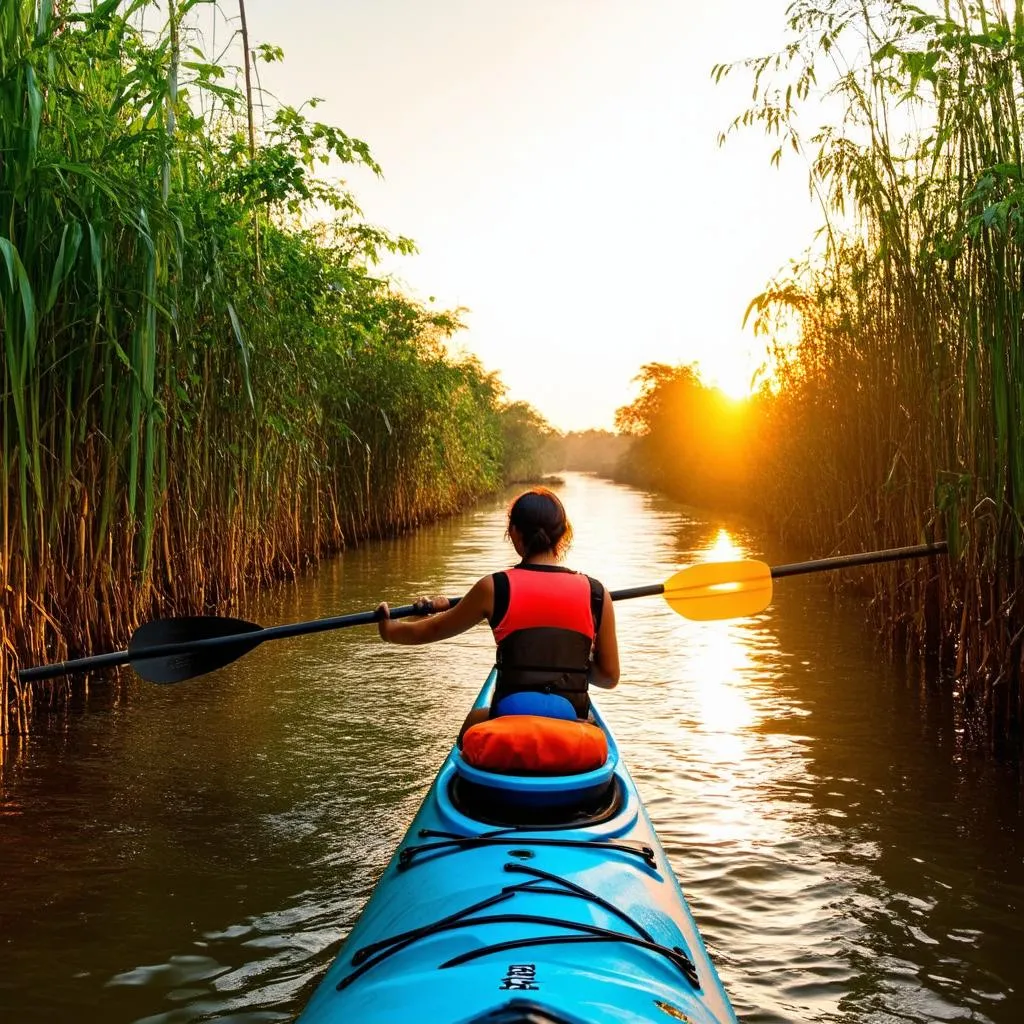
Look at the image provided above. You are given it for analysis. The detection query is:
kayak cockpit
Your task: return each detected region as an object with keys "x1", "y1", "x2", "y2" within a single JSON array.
[
  {"x1": 448, "y1": 763, "x2": 623, "y2": 827},
  {"x1": 448, "y1": 677, "x2": 623, "y2": 826}
]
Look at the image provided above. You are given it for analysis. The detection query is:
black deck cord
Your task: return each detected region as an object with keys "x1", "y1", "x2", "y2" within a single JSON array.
[
  {"x1": 502, "y1": 862, "x2": 657, "y2": 944},
  {"x1": 337, "y1": 912, "x2": 699, "y2": 993},
  {"x1": 353, "y1": 866, "x2": 659, "y2": 966},
  {"x1": 352, "y1": 878, "x2": 576, "y2": 965},
  {"x1": 440, "y1": 931, "x2": 701, "y2": 990},
  {"x1": 397, "y1": 832, "x2": 656, "y2": 870},
  {"x1": 341, "y1": 911, "x2": 618, "y2": 991},
  {"x1": 351, "y1": 888, "x2": 519, "y2": 965}
]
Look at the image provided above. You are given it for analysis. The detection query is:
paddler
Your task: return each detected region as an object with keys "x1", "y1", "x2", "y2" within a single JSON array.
[{"x1": 375, "y1": 487, "x2": 620, "y2": 739}]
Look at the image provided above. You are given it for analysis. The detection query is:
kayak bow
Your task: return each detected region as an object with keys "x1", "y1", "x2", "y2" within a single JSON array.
[{"x1": 297, "y1": 671, "x2": 738, "y2": 1024}]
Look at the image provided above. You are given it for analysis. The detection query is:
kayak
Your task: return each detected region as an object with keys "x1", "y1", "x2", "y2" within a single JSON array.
[{"x1": 297, "y1": 670, "x2": 738, "y2": 1024}]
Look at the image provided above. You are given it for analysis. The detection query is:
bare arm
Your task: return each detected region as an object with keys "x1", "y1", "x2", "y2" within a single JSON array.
[
  {"x1": 377, "y1": 575, "x2": 494, "y2": 645},
  {"x1": 589, "y1": 589, "x2": 620, "y2": 689}
]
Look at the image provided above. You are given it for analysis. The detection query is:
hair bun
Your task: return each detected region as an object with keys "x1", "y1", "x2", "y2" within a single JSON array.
[{"x1": 507, "y1": 487, "x2": 573, "y2": 558}]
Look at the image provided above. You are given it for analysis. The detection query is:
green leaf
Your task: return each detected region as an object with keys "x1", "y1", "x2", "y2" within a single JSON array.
[
  {"x1": 227, "y1": 302, "x2": 256, "y2": 410},
  {"x1": 0, "y1": 236, "x2": 38, "y2": 363},
  {"x1": 44, "y1": 222, "x2": 83, "y2": 316}
]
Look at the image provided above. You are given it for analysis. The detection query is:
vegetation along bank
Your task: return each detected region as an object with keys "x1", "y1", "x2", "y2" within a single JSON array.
[
  {"x1": 616, "y1": 0, "x2": 1024, "y2": 748},
  {"x1": 0, "y1": 1, "x2": 548, "y2": 737}
]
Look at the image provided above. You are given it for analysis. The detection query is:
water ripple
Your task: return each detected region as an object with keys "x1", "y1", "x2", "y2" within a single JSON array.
[{"x1": 2, "y1": 475, "x2": 1022, "y2": 1022}]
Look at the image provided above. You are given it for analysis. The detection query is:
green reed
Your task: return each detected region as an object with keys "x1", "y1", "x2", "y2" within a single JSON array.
[
  {"x1": 0, "y1": 1, "x2": 520, "y2": 737},
  {"x1": 704, "y1": 0, "x2": 1024, "y2": 743},
  {"x1": 615, "y1": 0, "x2": 1024, "y2": 744}
]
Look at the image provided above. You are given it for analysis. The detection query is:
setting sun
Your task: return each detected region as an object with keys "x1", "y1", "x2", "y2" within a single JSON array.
[
  {"x1": 242, "y1": 0, "x2": 819, "y2": 431},
  {"x1": 696, "y1": 352, "x2": 764, "y2": 401}
]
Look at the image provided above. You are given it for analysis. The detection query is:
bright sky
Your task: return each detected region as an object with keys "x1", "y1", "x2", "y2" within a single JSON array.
[{"x1": 240, "y1": 0, "x2": 821, "y2": 431}]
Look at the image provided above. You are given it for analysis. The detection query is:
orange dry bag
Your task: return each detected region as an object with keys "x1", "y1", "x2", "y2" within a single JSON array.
[{"x1": 461, "y1": 715, "x2": 608, "y2": 774}]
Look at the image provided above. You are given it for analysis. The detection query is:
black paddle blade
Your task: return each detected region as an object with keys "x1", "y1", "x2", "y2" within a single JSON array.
[{"x1": 128, "y1": 616, "x2": 264, "y2": 684}]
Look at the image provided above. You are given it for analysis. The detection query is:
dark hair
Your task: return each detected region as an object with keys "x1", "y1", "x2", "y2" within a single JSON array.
[{"x1": 507, "y1": 488, "x2": 573, "y2": 558}]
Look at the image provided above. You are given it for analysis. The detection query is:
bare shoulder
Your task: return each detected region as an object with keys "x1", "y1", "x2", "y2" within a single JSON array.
[
  {"x1": 464, "y1": 573, "x2": 495, "y2": 620},
  {"x1": 600, "y1": 585, "x2": 617, "y2": 627}
]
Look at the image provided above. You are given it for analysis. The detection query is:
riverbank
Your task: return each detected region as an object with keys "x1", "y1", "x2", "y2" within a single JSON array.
[
  {"x1": 608, "y1": 1, "x2": 1024, "y2": 750},
  {"x1": 0, "y1": 2, "x2": 547, "y2": 739}
]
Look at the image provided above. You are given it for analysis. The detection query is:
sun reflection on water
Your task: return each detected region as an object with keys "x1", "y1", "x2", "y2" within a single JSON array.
[
  {"x1": 702, "y1": 528, "x2": 744, "y2": 562},
  {"x1": 679, "y1": 528, "x2": 759, "y2": 756}
]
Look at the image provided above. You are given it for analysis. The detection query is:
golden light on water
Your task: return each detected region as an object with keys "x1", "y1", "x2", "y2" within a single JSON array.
[
  {"x1": 569, "y1": 490, "x2": 766, "y2": 774},
  {"x1": 702, "y1": 528, "x2": 745, "y2": 562},
  {"x1": 690, "y1": 623, "x2": 757, "y2": 733},
  {"x1": 684, "y1": 528, "x2": 758, "y2": 751}
]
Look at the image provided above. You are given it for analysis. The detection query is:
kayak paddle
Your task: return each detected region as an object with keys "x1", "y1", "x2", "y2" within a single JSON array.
[
  {"x1": 641, "y1": 540, "x2": 949, "y2": 621},
  {"x1": 17, "y1": 600, "x2": 449, "y2": 685},
  {"x1": 17, "y1": 541, "x2": 946, "y2": 684}
]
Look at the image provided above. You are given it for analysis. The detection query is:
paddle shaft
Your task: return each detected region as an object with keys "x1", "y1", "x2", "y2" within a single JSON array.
[
  {"x1": 18, "y1": 582, "x2": 656, "y2": 681},
  {"x1": 21, "y1": 584, "x2": 670, "y2": 682},
  {"x1": 770, "y1": 541, "x2": 947, "y2": 579},
  {"x1": 608, "y1": 542, "x2": 946, "y2": 603},
  {"x1": 17, "y1": 540, "x2": 948, "y2": 683},
  {"x1": 18, "y1": 599, "x2": 464, "y2": 683}
]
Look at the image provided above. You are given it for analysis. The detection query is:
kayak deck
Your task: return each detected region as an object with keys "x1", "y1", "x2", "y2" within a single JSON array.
[{"x1": 298, "y1": 672, "x2": 738, "y2": 1024}]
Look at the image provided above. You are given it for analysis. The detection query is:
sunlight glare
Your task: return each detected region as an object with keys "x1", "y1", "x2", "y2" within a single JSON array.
[
  {"x1": 676, "y1": 528, "x2": 758, "y2": 760},
  {"x1": 702, "y1": 528, "x2": 745, "y2": 562},
  {"x1": 696, "y1": 354, "x2": 761, "y2": 402}
]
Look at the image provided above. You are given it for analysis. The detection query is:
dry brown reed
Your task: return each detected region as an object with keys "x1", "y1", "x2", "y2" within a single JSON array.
[
  {"x1": 0, "y1": 2, "x2": 530, "y2": 738},
  {"x1": 621, "y1": 0, "x2": 1024, "y2": 747}
]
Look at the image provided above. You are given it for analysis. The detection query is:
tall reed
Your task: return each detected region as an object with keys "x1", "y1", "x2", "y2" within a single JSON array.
[
  {"x1": 0, "y1": 1, "x2": 514, "y2": 737},
  {"x1": 704, "y1": 0, "x2": 1024, "y2": 744}
]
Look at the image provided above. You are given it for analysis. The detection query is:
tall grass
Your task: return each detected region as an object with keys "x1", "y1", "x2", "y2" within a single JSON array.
[
  {"x1": 620, "y1": 0, "x2": 1024, "y2": 746},
  {"x1": 0, "y1": 1, "x2": 513, "y2": 737}
]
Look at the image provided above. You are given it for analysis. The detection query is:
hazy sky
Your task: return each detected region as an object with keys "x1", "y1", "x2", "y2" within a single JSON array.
[{"x1": 239, "y1": 0, "x2": 821, "y2": 431}]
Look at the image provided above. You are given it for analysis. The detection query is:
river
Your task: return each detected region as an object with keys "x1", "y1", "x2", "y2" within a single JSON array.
[{"x1": 1, "y1": 473, "x2": 1022, "y2": 1023}]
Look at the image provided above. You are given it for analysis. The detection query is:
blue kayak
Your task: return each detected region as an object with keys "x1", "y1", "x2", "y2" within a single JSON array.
[{"x1": 298, "y1": 671, "x2": 738, "y2": 1024}]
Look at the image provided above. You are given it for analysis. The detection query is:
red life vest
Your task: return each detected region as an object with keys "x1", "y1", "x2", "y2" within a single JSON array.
[{"x1": 490, "y1": 565, "x2": 604, "y2": 718}]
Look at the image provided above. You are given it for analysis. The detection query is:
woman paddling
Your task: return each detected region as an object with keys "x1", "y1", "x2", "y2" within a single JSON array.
[{"x1": 376, "y1": 488, "x2": 620, "y2": 738}]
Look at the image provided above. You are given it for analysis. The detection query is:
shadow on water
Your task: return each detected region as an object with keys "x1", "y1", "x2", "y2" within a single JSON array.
[{"x1": 1, "y1": 475, "x2": 1022, "y2": 1023}]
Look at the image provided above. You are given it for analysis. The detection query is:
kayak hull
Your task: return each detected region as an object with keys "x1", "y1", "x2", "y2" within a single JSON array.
[{"x1": 298, "y1": 672, "x2": 738, "y2": 1024}]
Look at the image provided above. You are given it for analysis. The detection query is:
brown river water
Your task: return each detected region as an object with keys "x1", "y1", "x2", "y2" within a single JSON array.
[{"x1": 2, "y1": 473, "x2": 1023, "y2": 1023}]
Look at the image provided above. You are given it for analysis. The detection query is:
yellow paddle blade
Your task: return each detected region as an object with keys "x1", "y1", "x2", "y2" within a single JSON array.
[{"x1": 663, "y1": 559, "x2": 773, "y2": 621}]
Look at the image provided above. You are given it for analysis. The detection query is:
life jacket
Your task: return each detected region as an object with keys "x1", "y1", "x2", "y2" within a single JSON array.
[{"x1": 490, "y1": 564, "x2": 604, "y2": 719}]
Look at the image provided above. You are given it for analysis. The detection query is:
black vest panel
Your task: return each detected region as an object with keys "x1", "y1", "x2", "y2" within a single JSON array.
[{"x1": 493, "y1": 627, "x2": 594, "y2": 718}]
